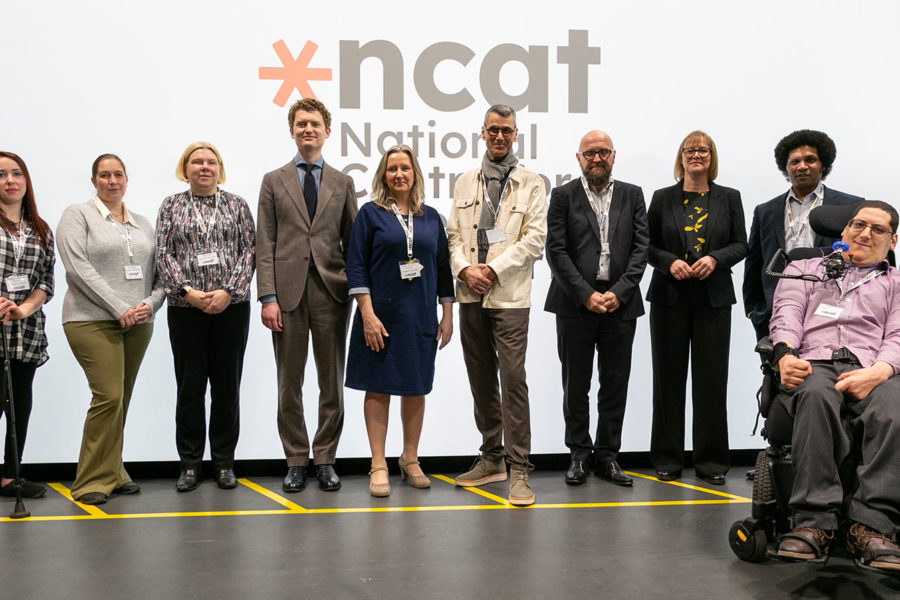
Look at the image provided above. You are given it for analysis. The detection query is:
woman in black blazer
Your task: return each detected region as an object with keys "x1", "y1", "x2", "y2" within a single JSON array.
[{"x1": 646, "y1": 131, "x2": 748, "y2": 484}]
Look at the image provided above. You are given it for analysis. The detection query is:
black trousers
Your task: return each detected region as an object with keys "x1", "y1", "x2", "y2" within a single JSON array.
[
  {"x1": 557, "y1": 294, "x2": 636, "y2": 463},
  {"x1": 168, "y1": 302, "x2": 250, "y2": 469},
  {"x1": 649, "y1": 281, "x2": 732, "y2": 475},
  {"x1": 1, "y1": 359, "x2": 37, "y2": 479}
]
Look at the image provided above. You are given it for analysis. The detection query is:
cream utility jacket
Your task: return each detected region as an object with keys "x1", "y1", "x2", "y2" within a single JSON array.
[{"x1": 447, "y1": 165, "x2": 548, "y2": 308}]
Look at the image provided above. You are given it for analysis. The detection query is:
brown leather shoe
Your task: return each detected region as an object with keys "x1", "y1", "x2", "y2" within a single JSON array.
[
  {"x1": 777, "y1": 526, "x2": 835, "y2": 562},
  {"x1": 846, "y1": 522, "x2": 900, "y2": 573}
]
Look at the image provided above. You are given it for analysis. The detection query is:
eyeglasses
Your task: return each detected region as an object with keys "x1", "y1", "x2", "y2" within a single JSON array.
[
  {"x1": 681, "y1": 147, "x2": 711, "y2": 157},
  {"x1": 847, "y1": 219, "x2": 895, "y2": 237},
  {"x1": 579, "y1": 148, "x2": 614, "y2": 161},
  {"x1": 485, "y1": 126, "x2": 515, "y2": 137}
]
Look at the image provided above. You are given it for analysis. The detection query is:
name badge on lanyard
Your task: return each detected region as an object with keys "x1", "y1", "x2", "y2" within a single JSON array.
[
  {"x1": 197, "y1": 252, "x2": 220, "y2": 267},
  {"x1": 814, "y1": 303, "x2": 843, "y2": 319},
  {"x1": 391, "y1": 204, "x2": 421, "y2": 280},
  {"x1": 485, "y1": 228, "x2": 506, "y2": 244},
  {"x1": 107, "y1": 213, "x2": 142, "y2": 280},
  {"x1": 5, "y1": 274, "x2": 29, "y2": 292},
  {"x1": 124, "y1": 265, "x2": 144, "y2": 280},
  {"x1": 191, "y1": 191, "x2": 222, "y2": 267},
  {"x1": 481, "y1": 174, "x2": 510, "y2": 245}
]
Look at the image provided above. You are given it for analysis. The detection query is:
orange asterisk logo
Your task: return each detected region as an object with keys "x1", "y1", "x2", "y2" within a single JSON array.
[{"x1": 259, "y1": 40, "x2": 332, "y2": 107}]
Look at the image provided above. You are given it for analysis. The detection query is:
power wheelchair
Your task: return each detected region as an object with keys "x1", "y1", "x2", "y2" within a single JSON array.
[{"x1": 727, "y1": 202, "x2": 895, "y2": 563}]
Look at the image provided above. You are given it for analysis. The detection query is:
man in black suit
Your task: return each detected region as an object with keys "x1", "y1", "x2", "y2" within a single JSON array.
[
  {"x1": 544, "y1": 130, "x2": 649, "y2": 486},
  {"x1": 743, "y1": 130, "x2": 863, "y2": 341}
]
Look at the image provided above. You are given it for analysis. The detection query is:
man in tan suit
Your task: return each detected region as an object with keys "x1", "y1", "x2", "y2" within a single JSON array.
[{"x1": 257, "y1": 98, "x2": 358, "y2": 492}]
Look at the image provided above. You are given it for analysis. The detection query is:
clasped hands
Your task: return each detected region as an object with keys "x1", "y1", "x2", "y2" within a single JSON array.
[
  {"x1": 670, "y1": 256, "x2": 717, "y2": 281},
  {"x1": 460, "y1": 264, "x2": 497, "y2": 295},
  {"x1": 184, "y1": 289, "x2": 231, "y2": 315},
  {"x1": 118, "y1": 302, "x2": 152, "y2": 328},
  {"x1": 0, "y1": 297, "x2": 24, "y2": 325},
  {"x1": 583, "y1": 290, "x2": 620, "y2": 314},
  {"x1": 778, "y1": 354, "x2": 894, "y2": 401}
]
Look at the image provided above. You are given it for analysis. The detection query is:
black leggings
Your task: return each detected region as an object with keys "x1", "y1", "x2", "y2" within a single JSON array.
[{"x1": 2, "y1": 359, "x2": 37, "y2": 479}]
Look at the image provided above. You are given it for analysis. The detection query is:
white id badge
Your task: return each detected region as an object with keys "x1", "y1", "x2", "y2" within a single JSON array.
[
  {"x1": 197, "y1": 252, "x2": 220, "y2": 266},
  {"x1": 124, "y1": 265, "x2": 144, "y2": 280},
  {"x1": 485, "y1": 228, "x2": 506, "y2": 244},
  {"x1": 399, "y1": 260, "x2": 422, "y2": 280},
  {"x1": 814, "y1": 303, "x2": 844, "y2": 319},
  {"x1": 5, "y1": 274, "x2": 29, "y2": 292}
]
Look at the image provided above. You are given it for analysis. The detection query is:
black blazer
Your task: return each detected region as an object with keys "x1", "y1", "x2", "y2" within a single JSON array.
[
  {"x1": 646, "y1": 181, "x2": 748, "y2": 308},
  {"x1": 742, "y1": 186, "x2": 863, "y2": 337},
  {"x1": 544, "y1": 178, "x2": 649, "y2": 320}
]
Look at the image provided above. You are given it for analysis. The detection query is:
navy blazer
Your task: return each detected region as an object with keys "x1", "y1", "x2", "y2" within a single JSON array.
[
  {"x1": 646, "y1": 181, "x2": 748, "y2": 308},
  {"x1": 544, "y1": 178, "x2": 649, "y2": 320},
  {"x1": 742, "y1": 186, "x2": 863, "y2": 338}
]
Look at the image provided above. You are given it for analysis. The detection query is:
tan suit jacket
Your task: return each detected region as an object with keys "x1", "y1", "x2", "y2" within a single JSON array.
[{"x1": 256, "y1": 160, "x2": 357, "y2": 310}]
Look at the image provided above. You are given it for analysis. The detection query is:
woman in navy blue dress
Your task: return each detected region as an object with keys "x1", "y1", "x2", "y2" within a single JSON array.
[{"x1": 346, "y1": 145, "x2": 453, "y2": 497}]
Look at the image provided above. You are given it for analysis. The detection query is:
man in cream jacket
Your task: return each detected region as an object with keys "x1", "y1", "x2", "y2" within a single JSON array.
[{"x1": 447, "y1": 104, "x2": 547, "y2": 506}]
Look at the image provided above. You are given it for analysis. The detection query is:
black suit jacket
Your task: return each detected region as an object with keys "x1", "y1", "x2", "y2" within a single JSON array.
[
  {"x1": 544, "y1": 178, "x2": 649, "y2": 320},
  {"x1": 742, "y1": 186, "x2": 863, "y2": 337},
  {"x1": 646, "y1": 181, "x2": 748, "y2": 307}
]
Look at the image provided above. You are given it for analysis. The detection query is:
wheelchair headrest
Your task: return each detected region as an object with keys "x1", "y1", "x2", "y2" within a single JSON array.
[{"x1": 808, "y1": 202, "x2": 861, "y2": 239}]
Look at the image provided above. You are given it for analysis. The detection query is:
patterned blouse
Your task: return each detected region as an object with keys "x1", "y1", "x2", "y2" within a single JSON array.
[
  {"x1": 0, "y1": 222, "x2": 54, "y2": 365},
  {"x1": 682, "y1": 190, "x2": 709, "y2": 263},
  {"x1": 155, "y1": 190, "x2": 256, "y2": 308}
]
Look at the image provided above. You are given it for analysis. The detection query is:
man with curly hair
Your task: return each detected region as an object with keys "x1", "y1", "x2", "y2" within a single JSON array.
[{"x1": 742, "y1": 130, "x2": 863, "y2": 341}]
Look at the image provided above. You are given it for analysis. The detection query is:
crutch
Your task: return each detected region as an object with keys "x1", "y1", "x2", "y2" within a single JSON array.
[{"x1": 1, "y1": 321, "x2": 30, "y2": 518}]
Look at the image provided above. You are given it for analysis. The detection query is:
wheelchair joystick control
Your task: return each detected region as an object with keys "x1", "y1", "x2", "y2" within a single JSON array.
[{"x1": 822, "y1": 241, "x2": 852, "y2": 280}]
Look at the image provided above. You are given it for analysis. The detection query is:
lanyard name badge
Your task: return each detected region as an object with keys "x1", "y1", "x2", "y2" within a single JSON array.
[
  {"x1": 480, "y1": 174, "x2": 508, "y2": 245},
  {"x1": 191, "y1": 191, "x2": 221, "y2": 266},
  {"x1": 5, "y1": 217, "x2": 30, "y2": 292},
  {"x1": 785, "y1": 195, "x2": 822, "y2": 247},
  {"x1": 580, "y1": 176, "x2": 611, "y2": 255},
  {"x1": 391, "y1": 204, "x2": 422, "y2": 280},
  {"x1": 106, "y1": 212, "x2": 143, "y2": 280}
]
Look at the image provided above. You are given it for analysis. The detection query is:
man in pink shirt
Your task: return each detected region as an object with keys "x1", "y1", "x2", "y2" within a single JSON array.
[{"x1": 770, "y1": 200, "x2": 900, "y2": 573}]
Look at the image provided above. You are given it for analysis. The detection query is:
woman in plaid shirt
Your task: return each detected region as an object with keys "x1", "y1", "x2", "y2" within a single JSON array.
[
  {"x1": 156, "y1": 142, "x2": 255, "y2": 493},
  {"x1": 0, "y1": 151, "x2": 55, "y2": 499}
]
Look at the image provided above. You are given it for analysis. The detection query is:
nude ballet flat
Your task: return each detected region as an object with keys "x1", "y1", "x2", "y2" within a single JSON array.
[
  {"x1": 398, "y1": 457, "x2": 431, "y2": 489},
  {"x1": 368, "y1": 466, "x2": 390, "y2": 497}
]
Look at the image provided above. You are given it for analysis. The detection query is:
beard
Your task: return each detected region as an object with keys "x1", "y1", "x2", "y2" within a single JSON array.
[{"x1": 583, "y1": 163, "x2": 611, "y2": 190}]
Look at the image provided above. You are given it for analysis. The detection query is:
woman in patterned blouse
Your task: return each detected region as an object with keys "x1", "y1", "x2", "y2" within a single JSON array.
[
  {"x1": 57, "y1": 154, "x2": 166, "y2": 505},
  {"x1": 0, "y1": 151, "x2": 55, "y2": 499},
  {"x1": 156, "y1": 142, "x2": 255, "y2": 493}
]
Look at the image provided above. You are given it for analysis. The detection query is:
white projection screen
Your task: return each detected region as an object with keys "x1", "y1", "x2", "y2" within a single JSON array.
[{"x1": 2, "y1": 1, "x2": 896, "y2": 464}]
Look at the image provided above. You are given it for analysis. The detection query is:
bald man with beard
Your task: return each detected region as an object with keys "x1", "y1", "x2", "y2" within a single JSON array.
[{"x1": 544, "y1": 130, "x2": 649, "y2": 487}]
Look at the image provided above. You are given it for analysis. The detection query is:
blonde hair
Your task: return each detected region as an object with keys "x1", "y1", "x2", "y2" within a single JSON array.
[
  {"x1": 176, "y1": 141, "x2": 227, "y2": 184},
  {"x1": 673, "y1": 130, "x2": 718, "y2": 182},
  {"x1": 371, "y1": 145, "x2": 425, "y2": 215}
]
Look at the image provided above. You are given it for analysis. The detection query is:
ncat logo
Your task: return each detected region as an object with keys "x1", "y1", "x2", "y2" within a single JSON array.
[{"x1": 260, "y1": 30, "x2": 600, "y2": 113}]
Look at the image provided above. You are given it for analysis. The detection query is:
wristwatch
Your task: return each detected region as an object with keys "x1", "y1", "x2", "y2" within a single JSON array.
[{"x1": 178, "y1": 286, "x2": 192, "y2": 298}]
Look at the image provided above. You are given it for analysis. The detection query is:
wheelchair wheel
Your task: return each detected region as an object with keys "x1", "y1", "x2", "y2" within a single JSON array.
[
  {"x1": 753, "y1": 450, "x2": 774, "y2": 503},
  {"x1": 729, "y1": 520, "x2": 768, "y2": 562}
]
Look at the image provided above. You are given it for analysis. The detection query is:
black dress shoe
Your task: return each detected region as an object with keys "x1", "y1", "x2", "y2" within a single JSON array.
[
  {"x1": 0, "y1": 479, "x2": 46, "y2": 498},
  {"x1": 113, "y1": 481, "x2": 141, "y2": 494},
  {"x1": 596, "y1": 459, "x2": 633, "y2": 487},
  {"x1": 697, "y1": 472, "x2": 726, "y2": 485},
  {"x1": 565, "y1": 459, "x2": 588, "y2": 485},
  {"x1": 282, "y1": 466, "x2": 307, "y2": 493},
  {"x1": 77, "y1": 492, "x2": 108, "y2": 505},
  {"x1": 215, "y1": 468, "x2": 238, "y2": 489},
  {"x1": 316, "y1": 464, "x2": 341, "y2": 491},
  {"x1": 176, "y1": 468, "x2": 202, "y2": 492},
  {"x1": 656, "y1": 470, "x2": 681, "y2": 482}
]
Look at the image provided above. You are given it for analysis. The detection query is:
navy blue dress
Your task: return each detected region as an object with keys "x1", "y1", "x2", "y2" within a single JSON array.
[{"x1": 345, "y1": 202, "x2": 454, "y2": 396}]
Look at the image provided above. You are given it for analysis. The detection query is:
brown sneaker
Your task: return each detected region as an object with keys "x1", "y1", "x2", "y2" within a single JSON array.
[
  {"x1": 777, "y1": 526, "x2": 835, "y2": 562},
  {"x1": 846, "y1": 522, "x2": 900, "y2": 573},
  {"x1": 508, "y1": 469, "x2": 535, "y2": 506},
  {"x1": 454, "y1": 456, "x2": 507, "y2": 487}
]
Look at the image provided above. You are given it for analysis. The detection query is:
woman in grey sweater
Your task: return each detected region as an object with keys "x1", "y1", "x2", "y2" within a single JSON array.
[{"x1": 56, "y1": 154, "x2": 165, "y2": 505}]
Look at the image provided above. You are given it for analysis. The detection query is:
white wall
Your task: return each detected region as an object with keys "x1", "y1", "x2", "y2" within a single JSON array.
[{"x1": 2, "y1": 0, "x2": 896, "y2": 463}]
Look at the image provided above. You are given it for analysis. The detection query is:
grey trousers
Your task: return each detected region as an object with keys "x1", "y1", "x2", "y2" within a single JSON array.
[
  {"x1": 778, "y1": 361, "x2": 900, "y2": 536},
  {"x1": 274, "y1": 268, "x2": 350, "y2": 467},
  {"x1": 459, "y1": 303, "x2": 532, "y2": 469}
]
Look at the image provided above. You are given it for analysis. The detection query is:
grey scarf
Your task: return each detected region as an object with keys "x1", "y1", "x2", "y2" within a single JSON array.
[{"x1": 477, "y1": 151, "x2": 518, "y2": 262}]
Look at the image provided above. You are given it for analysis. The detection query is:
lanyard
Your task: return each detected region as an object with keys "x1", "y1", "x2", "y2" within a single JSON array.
[
  {"x1": 837, "y1": 267, "x2": 884, "y2": 300},
  {"x1": 5, "y1": 213, "x2": 27, "y2": 269},
  {"x1": 189, "y1": 191, "x2": 220, "y2": 249},
  {"x1": 106, "y1": 214, "x2": 135, "y2": 263},
  {"x1": 390, "y1": 203, "x2": 415, "y2": 260},
  {"x1": 480, "y1": 172, "x2": 510, "y2": 225},
  {"x1": 784, "y1": 194, "x2": 822, "y2": 246},
  {"x1": 580, "y1": 176, "x2": 611, "y2": 245}
]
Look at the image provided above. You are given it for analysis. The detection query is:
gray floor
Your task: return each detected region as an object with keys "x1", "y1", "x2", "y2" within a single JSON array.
[{"x1": 1, "y1": 468, "x2": 898, "y2": 599}]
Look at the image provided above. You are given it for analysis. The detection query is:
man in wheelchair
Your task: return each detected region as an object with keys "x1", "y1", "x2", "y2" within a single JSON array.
[{"x1": 768, "y1": 200, "x2": 900, "y2": 573}]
